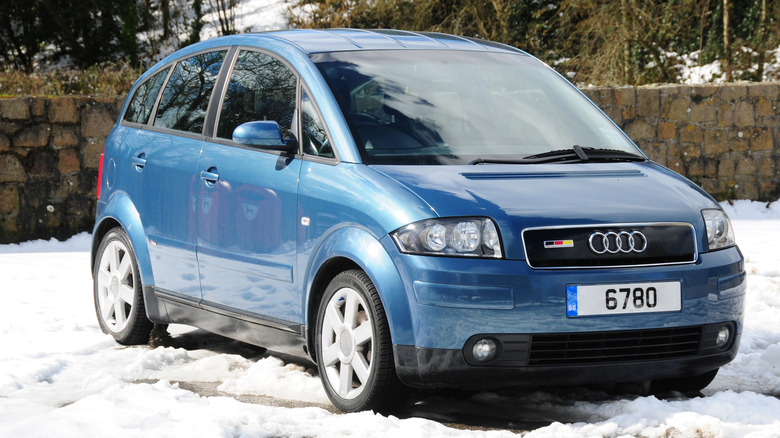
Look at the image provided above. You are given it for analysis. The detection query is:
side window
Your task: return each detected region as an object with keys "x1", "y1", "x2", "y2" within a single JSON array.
[
  {"x1": 217, "y1": 50, "x2": 297, "y2": 140},
  {"x1": 123, "y1": 67, "x2": 169, "y2": 124},
  {"x1": 301, "y1": 89, "x2": 333, "y2": 158},
  {"x1": 155, "y1": 51, "x2": 227, "y2": 134}
]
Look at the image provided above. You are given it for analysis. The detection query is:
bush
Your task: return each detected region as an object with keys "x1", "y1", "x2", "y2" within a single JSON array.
[{"x1": 0, "y1": 62, "x2": 140, "y2": 97}]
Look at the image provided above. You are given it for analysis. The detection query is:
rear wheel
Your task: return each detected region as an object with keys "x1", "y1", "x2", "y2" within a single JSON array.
[
  {"x1": 93, "y1": 228, "x2": 153, "y2": 345},
  {"x1": 315, "y1": 270, "x2": 404, "y2": 412}
]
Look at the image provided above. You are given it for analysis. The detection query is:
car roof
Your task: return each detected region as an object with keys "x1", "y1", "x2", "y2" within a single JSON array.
[{"x1": 211, "y1": 28, "x2": 527, "y2": 55}]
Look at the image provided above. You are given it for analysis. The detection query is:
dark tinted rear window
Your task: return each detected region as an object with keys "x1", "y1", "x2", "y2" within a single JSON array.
[{"x1": 123, "y1": 67, "x2": 169, "y2": 124}]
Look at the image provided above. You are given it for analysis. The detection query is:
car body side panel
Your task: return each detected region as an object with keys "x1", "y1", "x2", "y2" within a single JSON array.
[
  {"x1": 196, "y1": 143, "x2": 302, "y2": 322},
  {"x1": 296, "y1": 161, "x2": 437, "y2": 344}
]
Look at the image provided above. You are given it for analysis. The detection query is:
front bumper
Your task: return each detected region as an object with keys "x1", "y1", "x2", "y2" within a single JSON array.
[
  {"x1": 383, "y1": 239, "x2": 745, "y2": 389},
  {"x1": 394, "y1": 328, "x2": 739, "y2": 389}
]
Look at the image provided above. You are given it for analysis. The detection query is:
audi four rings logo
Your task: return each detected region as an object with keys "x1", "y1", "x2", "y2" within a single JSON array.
[{"x1": 588, "y1": 231, "x2": 648, "y2": 254}]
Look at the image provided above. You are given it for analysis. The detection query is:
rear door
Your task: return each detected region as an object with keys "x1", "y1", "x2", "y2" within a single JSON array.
[
  {"x1": 138, "y1": 50, "x2": 228, "y2": 299},
  {"x1": 195, "y1": 49, "x2": 302, "y2": 324}
]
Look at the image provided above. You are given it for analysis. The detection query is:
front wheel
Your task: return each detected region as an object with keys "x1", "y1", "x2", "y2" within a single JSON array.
[
  {"x1": 315, "y1": 270, "x2": 404, "y2": 412},
  {"x1": 93, "y1": 227, "x2": 153, "y2": 345}
]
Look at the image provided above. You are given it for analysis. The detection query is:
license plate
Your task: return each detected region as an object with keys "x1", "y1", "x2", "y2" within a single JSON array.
[{"x1": 566, "y1": 282, "x2": 681, "y2": 317}]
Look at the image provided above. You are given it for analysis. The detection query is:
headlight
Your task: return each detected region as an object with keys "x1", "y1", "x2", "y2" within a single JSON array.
[
  {"x1": 391, "y1": 217, "x2": 503, "y2": 258},
  {"x1": 702, "y1": 209, "x2": 736, "y2": 250}
]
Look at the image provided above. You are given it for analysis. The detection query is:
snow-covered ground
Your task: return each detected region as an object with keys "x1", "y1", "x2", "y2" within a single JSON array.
[{"x1": 0, "y1": 200, "x2": 779, "y2": 437}]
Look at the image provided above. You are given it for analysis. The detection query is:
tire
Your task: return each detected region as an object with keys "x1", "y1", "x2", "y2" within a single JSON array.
[
  {"x1": 93, "y1": 227, "x2": 153, "y2": 345},
  {"x1": 651, "y1": 368, "x2": 719, "y2": 394},
  {"x1": 315, "y1": 270, "x2": 405, "y2": 413}
]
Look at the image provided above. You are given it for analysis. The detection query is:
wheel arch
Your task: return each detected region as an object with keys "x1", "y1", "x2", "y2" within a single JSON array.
[
  {"x1": 92, "y1": 194, "x2": 168, "y2": 324},
  {"x1": 303, "y1": 226, "x2": 415, "y2": 363}
]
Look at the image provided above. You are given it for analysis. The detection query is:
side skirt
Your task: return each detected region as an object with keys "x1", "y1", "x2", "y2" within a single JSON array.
[{"x1": 155, "y1": 289, "x2": 311, "y2": 361}]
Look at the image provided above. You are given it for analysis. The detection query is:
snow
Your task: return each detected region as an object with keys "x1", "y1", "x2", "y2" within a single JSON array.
[{"x1": 1, "y1": 199, "x2": 779, "y2": 437}]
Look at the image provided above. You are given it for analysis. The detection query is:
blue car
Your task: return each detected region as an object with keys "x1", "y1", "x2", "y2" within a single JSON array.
[{"x1": 91, "y1": 29, "x2": 745, "y2": 412}]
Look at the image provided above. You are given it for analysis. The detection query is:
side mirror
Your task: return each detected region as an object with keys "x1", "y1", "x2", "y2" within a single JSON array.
[{"x1": 232, "y1": 121, "x2": 296, "y2": 152}]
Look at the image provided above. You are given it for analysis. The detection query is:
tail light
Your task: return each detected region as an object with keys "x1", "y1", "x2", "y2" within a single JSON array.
[{"x1": 97, "y1": 151, "x2": 105, "y2": 199}]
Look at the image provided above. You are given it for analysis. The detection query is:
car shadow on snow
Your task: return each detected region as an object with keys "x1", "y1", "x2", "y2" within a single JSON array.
[{"x1": 145, "y1": 323, "x2": 703, "y2": 432}]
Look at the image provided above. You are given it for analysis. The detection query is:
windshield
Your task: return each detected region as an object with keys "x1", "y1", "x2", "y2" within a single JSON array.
[{"x1": 312, "y1": 50, "x2": 640, "y2": 165}]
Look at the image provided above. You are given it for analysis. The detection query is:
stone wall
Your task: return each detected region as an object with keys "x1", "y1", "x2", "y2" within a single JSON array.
[
  {"x1": 0, "y1": 97, "x2": 122, "y2": 244},
  {"x1": 0, "y1": 85, "x2": 779, "y2": 243},
  {"x1": 581, "y1": 83, "x2": 779, "y2": 202}
]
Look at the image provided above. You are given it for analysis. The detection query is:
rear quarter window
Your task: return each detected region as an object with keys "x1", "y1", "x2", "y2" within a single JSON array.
[{"x1": 123, "y1": 67, "x2": 169, "y2": 124}]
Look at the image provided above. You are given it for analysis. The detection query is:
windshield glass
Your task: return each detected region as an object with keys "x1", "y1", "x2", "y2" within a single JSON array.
[{"x1": 312, "y1": 50, "x2": 639, "y2": 165}]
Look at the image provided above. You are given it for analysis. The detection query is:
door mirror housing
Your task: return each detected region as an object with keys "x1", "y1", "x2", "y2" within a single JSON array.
[{"x1": 232, "y1": 121, "x2": 297, "y2": 152}]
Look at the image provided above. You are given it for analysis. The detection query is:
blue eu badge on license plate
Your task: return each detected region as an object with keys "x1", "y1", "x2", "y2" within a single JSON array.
[{"x1": 566, "y1": 285, "x2": 578, "y2": 316}]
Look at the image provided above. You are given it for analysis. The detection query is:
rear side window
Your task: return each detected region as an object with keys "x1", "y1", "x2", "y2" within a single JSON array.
[
  {"x1": 155, "y1": 51, "x2": 227, "y2": 134},
  {"x1": 123, "y1": 67, "x2": 169, "y2": 124},
  {"x1": 216, "y1": 50, "x2": 297, "y2": 140}
]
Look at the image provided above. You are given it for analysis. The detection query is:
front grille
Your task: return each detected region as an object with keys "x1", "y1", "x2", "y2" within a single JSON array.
[
  {"x1": 528, "y1": 326, "x2": 703, "y2": 366},
  {"x1": 522, "y1": 223, "x2": 697, "y2": 269}
]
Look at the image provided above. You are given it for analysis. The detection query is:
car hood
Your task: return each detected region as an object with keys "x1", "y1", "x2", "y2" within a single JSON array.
[{"x1": 371, "y1": 162, "x2": 720, "y2": 260}]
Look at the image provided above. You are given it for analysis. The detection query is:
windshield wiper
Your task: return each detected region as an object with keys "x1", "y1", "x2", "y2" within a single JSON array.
[{"x1": 469, "y1": 145, "x2": 646, "y2": 165}]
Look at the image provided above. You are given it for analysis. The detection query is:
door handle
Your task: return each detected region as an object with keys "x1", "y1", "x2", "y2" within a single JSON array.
[
  {"x1": 200, "y1": 168, "x2": 219, "y2": 186},
  {"x1": 132, "y1": 153, "x2": 147, "y2": 171}
]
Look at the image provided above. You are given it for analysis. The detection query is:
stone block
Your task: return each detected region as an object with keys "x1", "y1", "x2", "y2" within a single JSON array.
[
  {"x1": 700, "y1": 177, "x2": 721, "y2": 196},
  {"x1": 733, "y1": 175, "x2": 758, "y2": 199},
  {"x1": 0, "y1": 121, "x2": 21, "y2": 136},
  {"x1": 735, "y1": 156, "x2": 756, "y2": 175},
  {"x1": 642, "y1": 141, "x2": 666, "y2": 164},
  {"x1": 52, "y1": 174, "x2": 79, "y2": 200},
  {"x1": 614, "y1": 87, "x2": 636, "y2": 106},
  {"x1": 757, "y1": 98, "x2": 775, "y2": 117},
  {"x1": 49, "y1": 98, "x2": 80, "y2": 124},
  {"x1": 682, "y1": 142, "x2": 702, "y2": 158},
  {"x1": 81, "y1": 105, "x2": 115, "y2": 138},
  {"x1": 58, "y1": 149, "x2": 80, "y2": 174},
  {"x1": 622, "y1": 107, "x2": 636, "y2": 121},
  {"x1": 729, "y1": 133, "x2": 749, "y2": 152},
  {"x1": 757, "y1": 154, "x2": 775, "y2": 177},
  {"x1": 0, "y1": 98, "x2": 30, "y2": 120},
  {"x1": 690, "y1": 85, "x2": 718, "y2": 98},
  {"x1": 636, "y1": 89, "x2": 660, "y2": 118},
  {"x1": 30, "y1": 151, "x2": 56, "y2": 178},
  {"x1": 679, "y1": 124, "x2": 703, "y2": 144},
  {"x1": 13, "y1": 124, "x2": 51, "y2": 148},
  {"x1": 747, "y1": 83, "x2": 779, "y2": 99},
  {"x1": 719, "y1": 85, "x2": 747, "y2": 102},
  {"x1": 52, "y1": 126, "x2": 79, "y2": 148},
  {"x1": 625, "y1": 120, "x2": 655, "y2": 140},
  {"x1": 704, "y1": 130, "x2": 729, "y2": 155},
  {"x1": 750, "y1": 128, "x2": 773, "y2": 151},
  {"x1": 718, "y1": 157, "x2": 736, "y2": 178},
  {"x1": 30, "y1": 98, "x2": 46, "y2": 117},
  {"x1": 603, "y1": 107, "x2": 622, "y2": 124},
  {"x1": 664, "y1": 97, "x2": 689, "y2": 121},
  {"x1": 704, "y1": 159, "x2": 719, "y2": 177},
  {"x1": 0, "y1": 134, "x2": 9, "y2": 152},
  {"x1": 734, "y1": 101, "x2": 755, "y2": 128},
  {"x1": 0, "y1": 155, "x2": 27, "y2": 182},
  {"x1": 690, "y1": 102, "x2": 716, "y2": 123},
  {"x1": 759, "y1": 180, "x2": 779, "y2": 200},
  {"x1": 717, "y1": 104, "x2": 733, "y2": 127},
  {"x1": 0, "y1": 184, "x2": 20, "y2": 215},
  {"x1": 687, "y1": 159, "x2": 704, "y2": 176},
  {"x1": 658, "y1": 121, "x2": 675, "y2": 139},
  {"x1": 82, "y1": 139, "x2": 104, "y2": 169}
]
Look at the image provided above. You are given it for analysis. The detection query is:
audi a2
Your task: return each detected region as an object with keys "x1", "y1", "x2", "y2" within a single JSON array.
[{"x1": 92, "y1": 29, "x2": 745, "y2": 412}]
